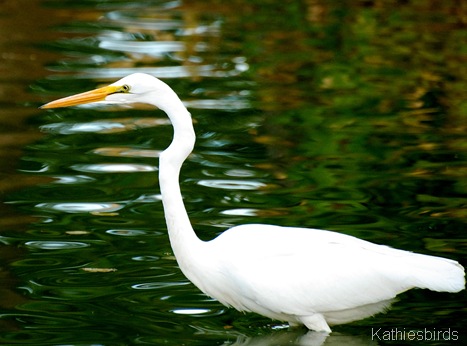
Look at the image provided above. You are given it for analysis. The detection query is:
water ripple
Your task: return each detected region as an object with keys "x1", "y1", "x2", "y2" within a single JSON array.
[
  {"x1": 47, "y1": 65, "x2": 243, "y2": 81},
  {"x1": 25, "y1": 241, "x2": 90, "y2": 250},
  {"x1": 71, "y1": 163, "x2": 157, "y2": 173},
  {"x1": 132, "y1": 282, "x2": 189, "y2": 290},
  {"x1": 35, "y1": 202, "x2": 123, "y2": 213},
  {"x1": 220, "y1": 208, "x2": 258, "y2": 216},
  {"x1": 99, "y1": 40, "x2": 207, "y2": 56},
  {"x1": 104, "y1": 10, "x2": 220, "y2": 35},
  {"x1": 171, "y1": 308, "x2": 213, "y2": 315},
  {"x1": 13, "y1": 257, "x2": 66, "y2": 267},
  {"x1": 93, "y1": 147, "x2": 160, "y2": 158},
  {"x1": 132, "y1": 255, "x2": 160, "y2": 262},
  {"x1": 41, "y1": 121, "x2": 125, "y2": 134},
  {"x1": 184, "y1": 98, "x2": 251, "y2": 111},
  {"x1": 197, "y1": 179, "x2": 266, "y2": 190},
  {"x1": 41, "y1": 118, "x2": 169, "y2": 135},
  {"x1": 106, "y1": 229, "x2": 148, "y2": 236},
  {"x1": 52, "y1": 175, "x2": 95, "y2": 184}
]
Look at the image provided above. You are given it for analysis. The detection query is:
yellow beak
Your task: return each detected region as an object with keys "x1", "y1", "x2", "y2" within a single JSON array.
[{"x1": 40, "y1": 85, "x2": 123, "y2": 109}]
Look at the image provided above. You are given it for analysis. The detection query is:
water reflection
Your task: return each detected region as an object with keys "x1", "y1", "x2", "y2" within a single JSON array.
[
  {"x1": 2, "y1": 0, "x2": 466, "y2": 344},
  {"x1": 35, "y1": 202, "x2": 124, "y2": 213},
  {"x1": 25, "y1": 241, "x2": 90, "y2": 250},
  {"x1": 71, "y1": 163, "x2": 157, "y2": 173},
  {"x1": 47, "y1": 64, "x2": 246, "y2": 80},
  {"x1": 100, "y1": 40, "x2": 208, "y2": 56},
  {"x1": 106, "y1": 229, "x2": 149, "y2": 236},
  {"x1": 131, "y1": 282, "x2": 189, "y2": 290},
  {"x1": 172, "y1": 307, "x2": 213, "y2": 315},
  {"x1": 41, "y1": 117, "x2": 171, "y2": 134},
  {"x1": 197, "y1": 179, "x2": 266, "y2": 190},
  {"x1": 104, "y1": 8, "x2": 221, "y2": 34},
  {"x1": 52, "y1": 175, "x2": 95, "y2": 184},
  {"x1": 221, "y1": 208, "x2": 258, "y2": 217},
  {"x1": 224, "y1": 330, "x2": 376, "y2": 346},
  {"x1": 93, "y1": 147, "x2": 161, "y2": 158}
]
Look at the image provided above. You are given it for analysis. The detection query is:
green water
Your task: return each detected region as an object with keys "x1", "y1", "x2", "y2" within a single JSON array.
[{"x1": 1, "y1": 0, "x2": 466, "y2": 345}]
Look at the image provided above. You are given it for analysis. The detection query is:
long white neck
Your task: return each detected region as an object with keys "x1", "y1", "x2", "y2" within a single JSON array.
[{"x1": 157, "y1": 91, "x2": 204, "y2": 277}]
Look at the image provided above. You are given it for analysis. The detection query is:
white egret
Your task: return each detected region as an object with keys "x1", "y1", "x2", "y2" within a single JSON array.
[{"x1": 41, "y1": 73, "x2": 465, "y2": 333}]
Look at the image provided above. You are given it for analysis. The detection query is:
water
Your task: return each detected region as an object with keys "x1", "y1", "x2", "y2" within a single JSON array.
[{"x1": 1, "y1": 0, "x2": 466, "y2": 345}]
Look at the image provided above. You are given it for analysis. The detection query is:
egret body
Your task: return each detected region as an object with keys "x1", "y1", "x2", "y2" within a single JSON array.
[{"x1": 41, "y1": 73, "x2": 465, "y2": 333}]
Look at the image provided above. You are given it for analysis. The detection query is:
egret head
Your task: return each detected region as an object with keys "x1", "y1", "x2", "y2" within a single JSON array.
[{"x1": 41, "y1": 73, "x2": 175, "y2": 110}]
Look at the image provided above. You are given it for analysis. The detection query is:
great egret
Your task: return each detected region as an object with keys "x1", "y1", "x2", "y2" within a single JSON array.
[{"x1": 41, "y1": 73, "x2": 465, "y2": 333}]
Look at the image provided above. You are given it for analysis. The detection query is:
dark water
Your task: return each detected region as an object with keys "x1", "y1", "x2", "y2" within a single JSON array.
[{"x1": 1, "y1": 0, "x2": 466, "y2": 345}]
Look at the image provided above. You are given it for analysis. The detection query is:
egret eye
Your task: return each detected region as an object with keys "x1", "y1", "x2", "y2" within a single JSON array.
[{"x1": 121, "y1": 84, "x2": 131, "y2": 93}]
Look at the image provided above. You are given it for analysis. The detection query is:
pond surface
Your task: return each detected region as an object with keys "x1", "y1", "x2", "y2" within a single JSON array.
[{"x1": 0, "y1": 0, "x2": 466, "y2": 345}]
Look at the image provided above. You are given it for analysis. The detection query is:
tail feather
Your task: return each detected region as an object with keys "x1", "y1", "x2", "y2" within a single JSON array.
[{"x1": 408, "y1": 254, "x2": 465, "y2": 293}]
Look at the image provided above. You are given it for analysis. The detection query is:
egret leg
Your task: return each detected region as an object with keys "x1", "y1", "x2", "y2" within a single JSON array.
[{"x1": 300, "y1": 314, "x2": 331, "y2": 333}]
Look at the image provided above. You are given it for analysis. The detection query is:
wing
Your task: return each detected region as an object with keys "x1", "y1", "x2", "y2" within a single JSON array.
[{"x1": 206, "y1": 224, "x2": 420, "y2": 316}]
